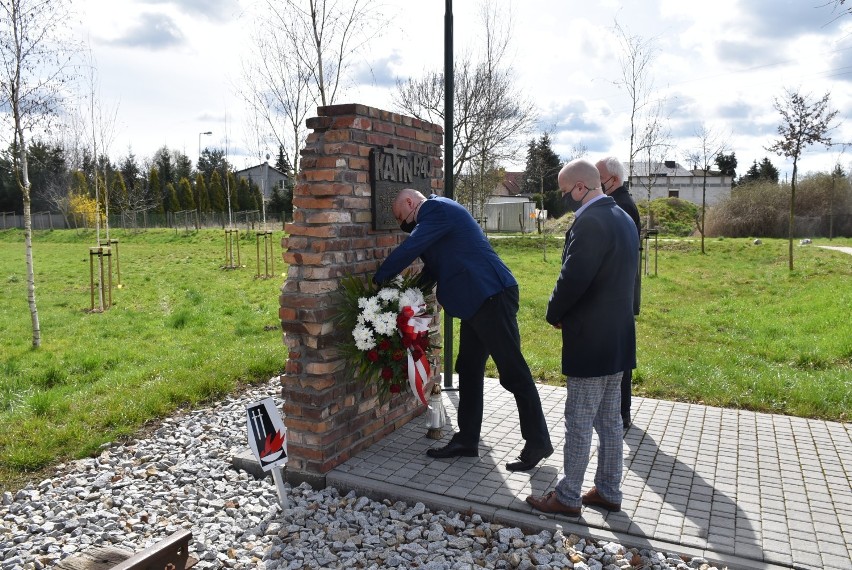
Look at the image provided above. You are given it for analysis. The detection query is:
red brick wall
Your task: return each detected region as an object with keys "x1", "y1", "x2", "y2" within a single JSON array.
[{"x1": 279, "y1": 103, "x2": 444, "y2": 484}]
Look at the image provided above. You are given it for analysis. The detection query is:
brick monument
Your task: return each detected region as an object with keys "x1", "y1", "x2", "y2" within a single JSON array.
[{"x1": 279, "y1": 103, "x2": 444, "y2": 487}]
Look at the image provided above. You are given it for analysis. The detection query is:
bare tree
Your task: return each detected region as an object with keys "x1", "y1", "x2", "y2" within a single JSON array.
[
  {"x1": 394, "y1": 2, "x2": 537, "y2": 189},
  {"x1": 239, "y1": 0, "x2": 383, "y2": 173},
  {"x1": 822, "y1": 0, "x2": 851, "y2": 21},
  {"x1": 766, "y1": 88, "x2": 838, "y2": 270},
  {"x1": 238, "y1": 17, "x2": 313, "y2": 175},
  {"x1": 39, "y1": 165, "x2": 72, "y2": 227},
  {"x1": 0, "y1": 0, "x2": 77, "y2": 348},
  {"x1": 82, "y1": 48, "x2": 119, "y2": 245},
  {"x1": 684, "y1": 123, "x2": 730, "y2": 254},
  {"x1": 634, "y1": 100, "x2": 671, "y2": 229},
  {"x1": 613, "y1": 21, "x2": 659, "y2": 181}
]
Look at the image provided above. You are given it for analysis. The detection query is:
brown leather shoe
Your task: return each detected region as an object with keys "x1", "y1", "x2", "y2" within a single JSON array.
[
  {"x1": 525, "y1": 491, "x2": 581, "y2": 516},
  {"x1": 581, "y1": 487, "x2": 621, "y2": 512}
]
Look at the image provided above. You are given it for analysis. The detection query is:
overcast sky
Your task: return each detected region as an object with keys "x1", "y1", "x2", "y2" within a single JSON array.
[{"x1": 75, "y1": 0, "x2": 852, "y2": 181}]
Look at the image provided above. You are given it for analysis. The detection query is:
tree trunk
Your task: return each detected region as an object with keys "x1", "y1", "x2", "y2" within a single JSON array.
[
  {"x1": 18, "y1": 134, "x2": 42, "y2": 348},
  {"x1": 701, "y1": 172, "x2": 707, "y2": 254},
  {"x1": 788, "y1": 160, "x2": 798, "y2": 271}
]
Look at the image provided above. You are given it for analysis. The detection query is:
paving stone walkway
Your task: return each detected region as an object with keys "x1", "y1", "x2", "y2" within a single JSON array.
[{"x1": 328, "y1": 377, "x2": 852, "y2": 570}]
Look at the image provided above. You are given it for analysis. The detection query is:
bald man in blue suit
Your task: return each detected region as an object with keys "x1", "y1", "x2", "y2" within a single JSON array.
[{"x1": 374, "y1": 189, "x2": 552, "y2": 471}]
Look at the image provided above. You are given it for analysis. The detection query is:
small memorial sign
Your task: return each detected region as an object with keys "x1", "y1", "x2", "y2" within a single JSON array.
[
  {"x1": 370, "y1": 145, "x2": 434, "y2": 230},
  {"x1": 246, "y1": 397, "x2": 288, "y2": 472}
]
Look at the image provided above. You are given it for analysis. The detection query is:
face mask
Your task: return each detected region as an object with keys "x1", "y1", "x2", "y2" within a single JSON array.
[
  {"x1": 399, "y1": 208, "x2": 417, "y2": 233},
  {"x1": 562, "y1": 185, "x2": 590, "y2": 212}
]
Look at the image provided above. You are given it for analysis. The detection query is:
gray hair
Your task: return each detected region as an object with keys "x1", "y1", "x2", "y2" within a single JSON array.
[{"x1": 598, "y1": 156, "x2": 625, "y2": 184}]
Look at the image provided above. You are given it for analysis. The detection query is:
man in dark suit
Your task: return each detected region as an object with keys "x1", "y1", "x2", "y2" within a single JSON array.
[
  {"x1": 597, "y1": 156, "x2": 642, "y2": 430},
  {"x1": 374, "y1": 189, "x2": 552, "y2": 471},
  {"x1": 526, "y1": 159, "x2": 639, "y2": 516}
]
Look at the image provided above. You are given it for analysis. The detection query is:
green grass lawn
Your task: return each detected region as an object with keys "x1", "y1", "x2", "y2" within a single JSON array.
[
  {"x1": 489, "y1": 235, "x2": 852, "y2": 421},
  {"x1": 0, "y1": 228, "x2": 286, "y2": 492},
  {"x1": 1, "y1": 228, "x2": 850, "y2": 493}
]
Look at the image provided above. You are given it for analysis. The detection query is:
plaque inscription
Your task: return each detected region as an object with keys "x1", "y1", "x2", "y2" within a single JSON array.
[{"x1": 370, "y1": 145, "x2": 433, "y2": 230}]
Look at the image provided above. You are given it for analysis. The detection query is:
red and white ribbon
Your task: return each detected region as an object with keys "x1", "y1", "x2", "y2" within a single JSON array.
[
  {"x1": 399, "y1": 304, "x2": 431, "y2": 406},
  {"x1": 407, "y1": 348, "x2": 430, "y2": 406}
]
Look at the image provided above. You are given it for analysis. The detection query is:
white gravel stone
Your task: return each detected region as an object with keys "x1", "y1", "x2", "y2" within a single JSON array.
[{"x1": 0, "y1": 377, "x2": 727, "y2": 570}]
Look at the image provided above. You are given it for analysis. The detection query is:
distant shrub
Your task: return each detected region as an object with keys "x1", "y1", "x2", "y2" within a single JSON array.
[{"x1": 705, "y1": 177, "x2": 852, "y2": 238}]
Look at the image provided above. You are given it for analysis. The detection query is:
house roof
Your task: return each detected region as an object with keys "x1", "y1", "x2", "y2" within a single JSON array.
[
  {"x1": 502, "y1": 171, "x2": 524, "y2": 194},
  {"x1": 627, "y1": 160, "x2": 693, "y2": 178},
  {"x1": 234, "y1": 163, "x2": 288, "y2": 177}
]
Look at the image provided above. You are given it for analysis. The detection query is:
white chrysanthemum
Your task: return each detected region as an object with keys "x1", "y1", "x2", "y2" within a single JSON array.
[
  {"x1": 378, "y1": 288, "x2": 399, "y2": 304},
  {"x1": 373, "y1": 311, "x2": 398, "y2": 336},
  {"x1": 353, "y1": 324, "x2": 376, "y2": 351},
  {"x1": 359, "y1": 296, "x2": 382, "y2": 323},
  {"x1": 399, "y1": 288, "x2": 425, "y2": 309},
  {"x1": 393, "y1": 275, "x2": 404, "y2": 287}
]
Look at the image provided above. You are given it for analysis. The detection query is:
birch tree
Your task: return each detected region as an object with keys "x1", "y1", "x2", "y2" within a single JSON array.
[{"x1": 0, "y1": 0, "x2": 77, "y2": 348}]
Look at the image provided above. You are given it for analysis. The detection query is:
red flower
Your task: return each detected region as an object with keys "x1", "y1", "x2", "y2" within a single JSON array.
[
  {"x1": 378, "y1": 338, "x2": 391, "y2": 351},
  {"x1": 417, "y1": 335, "x2": 430, "y2": 350},
  {"x1": 390, "y1": 383, "x2": 401, "y2": 394},
  {"x1": 381, "y1": 367, "x2": 393, "y2": 380},
  {"x1": 366, "y1": 350, "x2": 379, "y2": 362},
  {"x1": 392, "y1": 349, "x2": 405, "y2": 361}
]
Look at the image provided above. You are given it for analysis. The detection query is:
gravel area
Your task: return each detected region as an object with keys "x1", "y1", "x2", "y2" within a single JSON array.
[{"x1": 1, "y1": 378, "x2": 726, "y2": 570}]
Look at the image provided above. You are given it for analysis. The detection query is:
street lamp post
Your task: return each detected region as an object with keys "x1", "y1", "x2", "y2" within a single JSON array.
[{"x1": 198, "y1": 131, "x2": 212, "y2": 163}]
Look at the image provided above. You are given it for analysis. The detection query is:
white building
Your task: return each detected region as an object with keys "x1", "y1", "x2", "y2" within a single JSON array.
[{"x1": 627, "y1": 161, "x2": 733, "y2": 206}]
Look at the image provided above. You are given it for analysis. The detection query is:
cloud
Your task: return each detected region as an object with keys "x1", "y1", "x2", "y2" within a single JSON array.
[
  {"x1": 735, "y1": 0, "x2": 844, "y2": 39},
  {"x1": 541, "y1": 100, "x2": 606, "y2": 135},
  {"x1": 105, "y1": 12, "x2": 184, "y2": 50},
  {"x1": 352, "y1": 51, "x2": 404, "y2": 87},
  {"x1": 714, "y1": 39, "x2": 787, "y2": 69},
  {"x1": 717, "y1": 100, "x2": 759, "y2": 120},
  {"x1": 827, "y1": 41, "x2": 852, "y2": 83},
  {"x1": 139, "y1": 0, "x2": 242, "y2": 22}
]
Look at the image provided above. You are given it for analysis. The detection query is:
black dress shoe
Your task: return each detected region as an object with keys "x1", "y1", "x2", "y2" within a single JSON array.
[
  {"x1": 506, "y1": 443, "x2": 554, "y2": 471},
  {"x1": 426, "y1": 440, "x2": 478, "y2": 459}
]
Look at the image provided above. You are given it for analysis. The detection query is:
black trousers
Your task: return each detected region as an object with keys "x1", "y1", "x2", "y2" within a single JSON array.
[
  {"x1": 621, "y1": 369, "x2": 632, "y2": 420},
  {"x1": 452, "y1": 286, "x2": 551, "y2": 449}
]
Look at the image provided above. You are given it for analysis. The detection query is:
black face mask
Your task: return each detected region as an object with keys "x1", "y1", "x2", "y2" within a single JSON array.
[
  {"x1": 399, "y1": 208, "x2": 417, "y2": 233},
  {"x1": 562, "y1": 186, "x2": 590, "y2": 212}
]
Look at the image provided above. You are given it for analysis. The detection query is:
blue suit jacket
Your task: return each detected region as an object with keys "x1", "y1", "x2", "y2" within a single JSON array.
[
  {"x1": 374, "y1": 195, "x2": 517, "y2": 320},
  {"x1": 545, "y1": 196, "x2": 639, "y2": 377}
]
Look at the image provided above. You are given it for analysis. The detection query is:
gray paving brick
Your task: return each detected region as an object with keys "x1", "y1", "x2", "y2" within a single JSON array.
[
  {"x1": 791, "y1": 550, "x2": 825, "y2": 568},
  {"x1": 821, "y1": 553, "x2": 852, "y2": 570},
  {"x1": 325, "y1": 383, "x2": 851, "y2": 570}
]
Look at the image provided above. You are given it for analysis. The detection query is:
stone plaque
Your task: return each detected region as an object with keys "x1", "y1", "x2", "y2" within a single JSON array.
[{"x1": 370, "y1": 145, "x2": 434, "y2": 230}]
